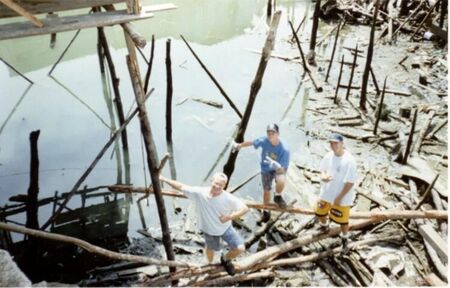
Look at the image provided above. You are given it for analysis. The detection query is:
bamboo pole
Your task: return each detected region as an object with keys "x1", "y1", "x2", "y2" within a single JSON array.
[
  {"x1": 410, "y1": 0, "x2": 442, "y2": 40},
  {"x1": 0, "y1": 58, "x2": 33, "y2": 84},
  {"x1": 48, "y1": 29, "x2": 81, "y2": 76},
  {"x1": 0, "y1": 0, "x2": 43, "y2": 27},
  {"x1": 360, "y1": 0, "x2": 380, "y2": 112},
  {"x1": 412, "y1": 110, "x2": 436, "y2": 154},
  {"x1": 222, "y1": 11, "x2": 282, "y2": 184}
]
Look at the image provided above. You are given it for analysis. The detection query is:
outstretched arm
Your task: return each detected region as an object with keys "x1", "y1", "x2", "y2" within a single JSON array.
[{"x1": 160, "y1": 176, "x2": 185, "y2": 191}]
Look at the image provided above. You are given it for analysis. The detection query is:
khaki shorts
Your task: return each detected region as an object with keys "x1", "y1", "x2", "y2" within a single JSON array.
[{"x1": 314, "y1": 200, "x2": 350, "y2": 225}]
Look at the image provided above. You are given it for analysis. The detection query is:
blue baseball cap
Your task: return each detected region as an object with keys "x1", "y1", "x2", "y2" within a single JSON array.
[{"x1": 328, "y1": 133, "x2": 344, "y2": 142}]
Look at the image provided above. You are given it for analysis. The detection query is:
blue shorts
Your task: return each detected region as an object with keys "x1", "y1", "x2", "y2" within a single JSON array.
[{"x1": 204, "y1": 226, "x2": 244, "y2": 251}]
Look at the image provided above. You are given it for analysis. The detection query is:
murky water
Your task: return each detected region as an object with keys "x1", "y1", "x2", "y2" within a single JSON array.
[{"x1": 0, "y1": 0, "x2": 343, "y2": 240}]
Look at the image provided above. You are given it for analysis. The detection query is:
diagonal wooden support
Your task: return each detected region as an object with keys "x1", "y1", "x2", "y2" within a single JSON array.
[{"x1": 0, "y1": 0, "x2": 44, "y2": 27}]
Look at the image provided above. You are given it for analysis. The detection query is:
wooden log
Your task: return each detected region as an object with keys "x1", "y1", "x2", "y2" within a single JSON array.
[
  {"x1": 165, "y1": 38, "x2": 173, "y2": 144},
  {"x1": 40, "y1": 89, "x2": 154, "y2": 230},
  {"x1": 180, "y1": 35, "x2": 242, "y2": 119},
  {"x1": 108, "y1": 185, "x2": 448, "y2": 220},
  {"x1": 412, "y1": 110, "x2": 436, "y2": 154},
  {"x1": 190, "y1": 271, "x2": 276, "y2": 287},
  {"x1": 102, "y1": 4, "x2": 148, "y2": 48},
  {"x1": 143, "y1": 35, "x2": 155, "y2": 94},
  {"x1": 0, "y1": 0, "x2": 44, "y2": 27},
  {"x1": 369, "y1": 66, "x2": 380, "y2": 95},
  {"x1": 373, "y1": 77, "x2": 387, "y2": 135},
  {"x1": 410, "y1": 0, "x2": 442, "y2": 40},
  {"x1": 318, "y1": 259, "x2": 350, "y2": 286},
  {"x1": 418, "y1": 224, "x2": 448, "y2": 260},
  {"x1": 334, "y1": 55, "x2": 345, "y2": 104},
  {"x1": 26, "y1": 130, "x2": 40, "y2": 230},
  {"x1": 393, "y1": 1, "x2": 424, "y2": 39},
  {"x1": 0, "y1": 221, "x2": 193, "y2": 268},
  {"x1": 423, "y1": 238, "x2": 448, "y2": 282},
  {"x1": 346, "y1": 43, "x2": 358, "y2": 100},
  {"x1": 439, "y1": 0, "x2": 447, "y2": 28},
  {"x1": 222, "y1": 11, "x2": 281, "y2": 184},
  {"x1": 245, "y1": 209, "x2": 288, "y2": 249},
  {"x1": 266, "y1": 0, "x2": 272, "y2": 18},
  {"x1": 325, "y1": 20, "x2": 342, "y2": 83},
  {"x1": 360, "y1": 0, "x2": 380, "y2": 112},
  {"x1": 126, "y1": 52, "x2": 176, "y2": 271},
  {"x1": 402, "y1": 108, "x2": 418, "y2": 165},
  {"x1": 307, "y1": 0, "x2": 321, "y2": 65}
]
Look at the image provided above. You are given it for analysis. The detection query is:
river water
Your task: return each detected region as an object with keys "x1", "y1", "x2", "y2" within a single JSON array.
[{"x1": 0, "y1": 0, "x2": 346, "y2": 240}]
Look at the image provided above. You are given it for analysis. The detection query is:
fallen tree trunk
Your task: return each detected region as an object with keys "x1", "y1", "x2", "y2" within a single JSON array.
[
  {"x1": 0, "y1": 222, "x2": 193, "y2": 268},
  {"x1": 190, "y1": 270, "x2": 276, "y2": 287}
]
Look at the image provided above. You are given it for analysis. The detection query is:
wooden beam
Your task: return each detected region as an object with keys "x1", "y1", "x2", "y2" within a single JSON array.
[
  {"x1": 418, "y1": 224, "x2": 448, "y2": 260},
  {"x1": 0, "y1": 8, "x2": 154, "y2": 40},
  {"x1": 0, "y1": 0, "x2": 44, "y2": 27},
  {"x1": 0, "y1": 0, "x2": 125, "y2": 18}
]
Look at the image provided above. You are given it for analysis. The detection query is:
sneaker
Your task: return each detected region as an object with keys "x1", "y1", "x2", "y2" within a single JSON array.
[
  {"x1": 318, "y1": 222, "x2": 330, "y2": 234},
  {"x1": 340, "y1": 236, "x2": 350, "y2": 255},
  {"x1": 274, "y1": 195, "x2": 287, "y2": 209},
  {"x1": 220, "y1": 255, "x2": 236, "y2": 276},
  {"x1": 261, "y1": 211, "x2": 271, "y2": 223}
]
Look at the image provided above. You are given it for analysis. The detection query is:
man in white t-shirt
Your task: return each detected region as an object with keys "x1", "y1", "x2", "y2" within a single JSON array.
[
  {"x1": 314, "y1": 133, "x2": 358, "y2": 253},
  {"x1": 160, "y1": 172, "x2": 249, "y2": 275}
]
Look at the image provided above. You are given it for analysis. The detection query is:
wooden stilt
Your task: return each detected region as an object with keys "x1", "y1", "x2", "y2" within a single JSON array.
[
  {"x1": 26, "y1": 130, "x2": 40, "y2": 230},
  {"x1": 334, "y1": 55, "x2": 345, "y2": 104},
  {"x1": 346, "y1": 43, "x2": 358, "y2": 100},
  {"x1": 143, "y1": 35, "x2": 155, "y2": 94},
  {"x1": 373, "y1": 77, "x2": 387, "y2": 135},
  {"x1": 307, "y1": 0, "x2": 321, "y2": 65},
  {"x1": 325, "y1": 20, "x2": 342, "y2": 82},
  {"x1": 360, "y1": 0, "x2": 380, "y2": 112},
  {"x1": 165, "y1": 38, "x2": 173, "y2": 144},
  {"x1": 222, "y1": 11, "x2": 282, "y2": 184},
  {"x1": 402, "y1": 108, "x2": 418, "y2": 165}
]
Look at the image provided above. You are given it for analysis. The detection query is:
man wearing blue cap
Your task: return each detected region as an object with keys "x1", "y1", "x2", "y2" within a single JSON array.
[
  {"x1": 232, "y1": 124, "x2": 290, "y2": 223},
  {"x1": 315, "y1": 133, "x2": 357, "y2": 253}
]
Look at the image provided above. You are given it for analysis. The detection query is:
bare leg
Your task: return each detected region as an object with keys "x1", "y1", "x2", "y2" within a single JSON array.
[
  {"x1": 275, "y1": 174, "x2": 285, "y2": 194},
  {"x1": 263, "y1": 190, "x2": 271, "y2": 204},
  {"x1": 205, "y1": 247, "x2": 215, "y2": 263},
  {"x1": 224, "y1": 245, "x2": 245, "y2": 261},
  {"x1": 341, "y1": 223, "x2": 349, "y2": 234}
]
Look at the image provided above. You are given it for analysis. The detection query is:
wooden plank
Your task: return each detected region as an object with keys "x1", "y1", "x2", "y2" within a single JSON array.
[
  {"x1": 418, "y1": 224, "x2": 448, "y2": 260},
  {"x1": 0, "y1": 8, "x2": 154, "y2": 40},
  {"x1": 0, "y1": 0, "x2": 126, "y2": 18},
  {"x1": 0, "y1": 0, "x2": 44, "y2": 27}
]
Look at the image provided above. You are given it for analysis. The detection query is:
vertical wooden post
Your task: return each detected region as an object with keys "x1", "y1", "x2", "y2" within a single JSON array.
[
  {"x1": 98, "y1": 27, "x2": 130, "y2": 185},
  {"x1": 223, "y1": 11, "x2": 282, "y2": 185},
  {"x1": 166, "y1": 39, "x2": 173, "y2": 144},
  {"x1": 26, "y1": 130, "x2": 40, "y2": 230},
  {"x1": 360, "y1": 0, "x2": 380, "y2": 112},
  {"x1": 144, "y1": 35, "x2": 155, "y2": 94},
  {"x1": 373, "y1": 77, "x2": 387, "y2": 135},
  {"x1": 267, "y1": 0, "x2": 272, "y2": 18},
  {"x1": 308, "y1": 0, "x2": 321, "y2": 65},
  {"x1": 125, "y1": 33, "x2": 176, "y2": 272},
  {"x1": 439, "y1": 0, "x2": 447, "y2": 28},
  {"x1": 325, "y1": 20, "x2": 341, "y2": 82},
  {"x1": 369, "y1": 66, "x2": 380, "y2": 95},
  {"x1": 334, "y1": 55, "x2": 345, "y2": 104},
  {"x1": 346, "y1": 43, "x2": 358, "y2": 100},
  {"x1": 402, "y1": 109, "x2": 418, "y2": 165}
]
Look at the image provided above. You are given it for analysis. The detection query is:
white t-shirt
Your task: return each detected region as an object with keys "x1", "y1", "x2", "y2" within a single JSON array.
[
  {"x1": 319, "y1": 150, "x2": 358, "y2": 206},
  {"x1": 181, "y1": 186, "x2": 247, "y2": 236}
]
